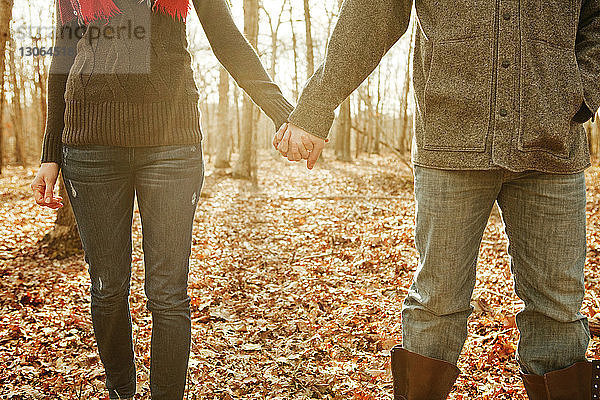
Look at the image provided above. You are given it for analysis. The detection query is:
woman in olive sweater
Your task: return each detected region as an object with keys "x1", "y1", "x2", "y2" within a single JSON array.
[{"x1": 30, "y1": 1, "x2": 293, "y2": 398}]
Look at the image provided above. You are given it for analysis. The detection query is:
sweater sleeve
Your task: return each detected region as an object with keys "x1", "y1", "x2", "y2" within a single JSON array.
[
  {"x1": 192, "y1": 0, "x2": 294, "y2": 129},
  {"x1": 40, "y1": 1, "x2": 84, "y2": 166},
  {"x1": 576, "y1": 0, "x2": 600, "y2": 122},
  {"x1": 288, "y1": 0, "x2": 412, "y2": 139}
]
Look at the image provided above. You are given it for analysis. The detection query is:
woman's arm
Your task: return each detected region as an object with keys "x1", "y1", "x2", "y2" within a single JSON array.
[
  {"x1": 40, "y1": 1, "x2": 84, "y2": 167},
  {"x1": 192, "y1": 0, "x2": 294, "y2": 129}
]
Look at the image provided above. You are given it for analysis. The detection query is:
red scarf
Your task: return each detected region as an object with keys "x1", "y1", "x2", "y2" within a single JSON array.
[{"x1": 58, "y1": 0, "x2": 191, "y2": 24}]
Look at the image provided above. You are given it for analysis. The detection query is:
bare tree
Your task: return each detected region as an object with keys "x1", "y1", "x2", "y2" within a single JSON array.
[
  {"x1": 8, "y1": 37, "x2": 24, "y2": 165},
  {"x1": 32, "y1": 34, "x2": 47, "y2": 139},
  {"x1": 332, "y1": 0, "x2": 352, "y2": 162},
  {"x1": 303, "y1": 0, "x2": 314, "y2": 78},
  {"x1": 587, "y1": 115, "x2": 600, "y2": 158},
  {"x1": 288, "y1": 1, "x2": 299, "y2": 100},
  {"x1": 260, "y1": 0, "x2": 287, "y2": 79},
  {"x1": 40, "y1": 174, "x2": 83, "y2": 257},
  {"x1": 335, "y1": 98, "x2": 352, "y2": 161},
  {"x1": 0, "y1": 0, "x2": 14, "y2": 174},
  {"x1": 214, "y1": 66, "x2": 231, "y2": 169},
  {"x1": 233, "y1": 0, "x2": 259, "y2": 182},
  {"x1": 399, "y1": 22, "x2": 416, "y2": 153}
]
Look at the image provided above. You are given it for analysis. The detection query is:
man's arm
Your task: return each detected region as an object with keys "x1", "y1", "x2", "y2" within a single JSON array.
[
  {"x1": 575, "y1": 0, "x2": 600, "y2": 122},
  {"x1": 40, "y1": 1, "x2": 83, "y2": 166},
  {"x1": 192, "y1": 0, "x2": 294, "y2": 129},
  {"x1": 287, "y1": 0, "x2": 413, "y2": 140}
]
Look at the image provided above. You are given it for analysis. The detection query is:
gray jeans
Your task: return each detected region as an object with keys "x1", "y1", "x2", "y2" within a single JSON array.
[
  {"x1": 402, "y1": 165, "x2": 591, "y2": 375},
  {"x1": 62, "y1": 143, "x2": 204, "y2": 399}
]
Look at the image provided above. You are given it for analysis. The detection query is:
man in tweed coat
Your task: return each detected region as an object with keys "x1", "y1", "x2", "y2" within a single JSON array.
[{"x1": 274, "y1": 0, "x2": 600, "y2": 398}]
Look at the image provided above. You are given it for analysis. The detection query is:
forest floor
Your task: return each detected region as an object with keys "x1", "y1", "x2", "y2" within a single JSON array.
[{"x1": 1, "y1": 150, "x2": 600, "y2": 400}]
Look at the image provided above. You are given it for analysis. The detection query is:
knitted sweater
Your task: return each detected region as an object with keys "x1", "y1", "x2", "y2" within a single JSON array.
[{"x1": 41, "y1": 0, "x2": 294, "y2": 166}]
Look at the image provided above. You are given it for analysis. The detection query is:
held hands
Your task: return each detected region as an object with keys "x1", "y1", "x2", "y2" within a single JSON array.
[
  {"x1": 31, "y1": 163, "x2": 64, "y2": 209},
  {"x1": 272, "y1": 123, "x2": 327, "y2": 170}
]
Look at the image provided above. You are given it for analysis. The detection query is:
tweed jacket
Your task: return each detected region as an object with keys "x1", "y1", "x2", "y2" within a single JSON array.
[{"x1": 288, "y1": 0, "x2": 600, "y2": 173}]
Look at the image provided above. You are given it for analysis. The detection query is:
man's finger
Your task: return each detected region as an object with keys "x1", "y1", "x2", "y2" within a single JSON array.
[{"x1": 307, "y1": 143, "x2": 324, "y2": 170}]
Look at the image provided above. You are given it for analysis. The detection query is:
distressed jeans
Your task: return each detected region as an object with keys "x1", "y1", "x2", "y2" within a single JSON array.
[
  {"x1": 402, "y1": 165, "x2": 591, "y2": 376},
  {"x1": 61, "y1": 143, "x2": 204, "y2": 399}
]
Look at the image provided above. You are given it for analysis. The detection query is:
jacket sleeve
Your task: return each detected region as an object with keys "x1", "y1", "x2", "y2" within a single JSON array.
[
  {"x1": 287, "y1": 0, "x2": 412, "y2": 140},
  {"x1": 40, "y1": 1, "x2": 84, "y2": 166},
  {"x1": 576, "y1": 0, "x2": 600, "y2": 122},
  {"x1": 192, "y1": 0, "x2": 294, "y2": 129}
]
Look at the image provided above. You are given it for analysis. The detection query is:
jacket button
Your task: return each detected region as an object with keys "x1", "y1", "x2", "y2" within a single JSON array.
[
  {"x1": 499, "y1": 108, "x2": 508, "y2": 117},
  {"x1": 503, "y1": 12, "x2": 511, "y2": 20},
  {"x1": 501, "y1": 60, "x2": 510, "y2": 68}
]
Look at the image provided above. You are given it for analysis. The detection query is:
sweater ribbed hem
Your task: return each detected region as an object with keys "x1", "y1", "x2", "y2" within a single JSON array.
[
  {"x1": 243, "y1": 81, "x2": 295, "y2": 129},
  {"x1": 62, "y1": 99, "x2": 203, "y2": 147},
  {"x1": 40, "y1": 130, "x2": 63, "y2": 166},
  {"x1": 261, "y1": 97, "x2": 295, "y2": 129}
]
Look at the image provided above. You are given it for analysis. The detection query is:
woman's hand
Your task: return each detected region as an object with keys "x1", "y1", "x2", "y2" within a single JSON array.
[{"x1": 31, "y1": 163, "x2": 64, "y2": 209}]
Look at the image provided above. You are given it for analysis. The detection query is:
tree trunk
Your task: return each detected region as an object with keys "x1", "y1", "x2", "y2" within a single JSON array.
[
  {"x1": 373, "y1": 67, "x2": 382, "y2": 154},
  {"x1": 289, "y1": 2, "x2": 299, "y2": 100},
  {"x1": 333, "y1": 0, "x2": 351, "y2": 162},
  {"x1": 32, "y1": 35, "x2": 47, "y2": 141},
  {"x1": 336, "y1": 98, "x2": 352, "y2": 161},
  {"x1": 0, "y1": 0, "x2": 13, "y2": 175},
  {"x1": 215, "y1": 67, "x2": 231, "y2": 169},
  {"x1": 588, "y1": 114, "x2": 600, "y2": 158},
  {"x1": 400, "y1": 22, "x2": 416, "y2": 154},
  {"x1": 267, "y1": 0, "x2": 286, "y2": 78},
  {"x1": 40, "y1": 173, "x2": 83, "y2": 258},
  {"x1": 232, "y1": 0, "x2": 259, "y2": 182},
  {"x1": 8, "y1": 38, "x2": 24, "y2": 165},
  {"x1": 303, "y1": 0, "x2": 314, "y2": 78}
]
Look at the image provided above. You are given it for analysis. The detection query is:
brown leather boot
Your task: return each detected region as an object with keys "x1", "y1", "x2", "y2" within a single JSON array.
[
  {"x1": 390, "y1": 345, "x2": 460, "y2": 400},
  {"x1": 521, "y1": 360, "x2": 600, "y2": 400},
  {"x1": 544, "y1": 360, "x2": 599, "y2": 400},
  {"x1": 521, "y1": 372, "x2": 548, "y2": 400}
]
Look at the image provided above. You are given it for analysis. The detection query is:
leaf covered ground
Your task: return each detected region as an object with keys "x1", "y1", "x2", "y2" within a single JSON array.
[{"x1": 1, "y1": 151, "x2": 599, "y2": 399}]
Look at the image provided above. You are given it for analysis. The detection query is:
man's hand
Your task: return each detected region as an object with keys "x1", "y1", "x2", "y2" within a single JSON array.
[
  {"x1": 272, "y1": 123, "x2": 326, "y2": 170},
  {"x1": 31, "y1": 162, "x2": 64, "y2": 209}
]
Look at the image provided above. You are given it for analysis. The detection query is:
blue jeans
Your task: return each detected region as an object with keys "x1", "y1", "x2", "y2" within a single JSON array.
[
  {"x1": 403, "y1": 165, "x2": 590, "y2": 376},
  {"x1": 61, "y1": 143, "x2": 204, "y2": 399}
]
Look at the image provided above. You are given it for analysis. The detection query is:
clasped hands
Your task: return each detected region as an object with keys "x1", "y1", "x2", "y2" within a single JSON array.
[{"x1": 272, "y1": 123, "x2": 327, "y2": 170}]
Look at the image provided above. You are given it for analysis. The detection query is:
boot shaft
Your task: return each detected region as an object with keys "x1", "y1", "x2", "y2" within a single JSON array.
[
  {"x1": 522, "y1": 359, "x2": 599, "y2": 400},
  {"x1": 390, "y1": 346, "x2": 460, "y2": 400}
]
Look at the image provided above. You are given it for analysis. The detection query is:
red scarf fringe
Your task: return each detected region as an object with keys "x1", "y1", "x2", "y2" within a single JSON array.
[
  {"x1": 152, "y1": 0, "x2": 190, "y2": 22},
  {"x1": 58, "y1": 0, "x2": 190, "y2": 25}
]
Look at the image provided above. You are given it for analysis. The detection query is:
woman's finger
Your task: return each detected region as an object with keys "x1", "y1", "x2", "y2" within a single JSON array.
[
  {"x1": 301, "y1": 134, "x2": 314, "y2": 152},
  {"x1": 273, "y1": 123, "x2": 287, "y2": 149},
  {"x1": 31, "y1": 179, "x2": 45, "y2": 205},
  {"x1": 43, "y1": 176, "x2": 56, "y2": 204},
  {"x1": 298, "y1": 144, "x2": 310, "y2": 159},
  {"x1": 277, "y1": 127, "x2": 292, "y2": 155},
  {"x1": 287, "y1": 143, "x2": 301, "y2": 162}
]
